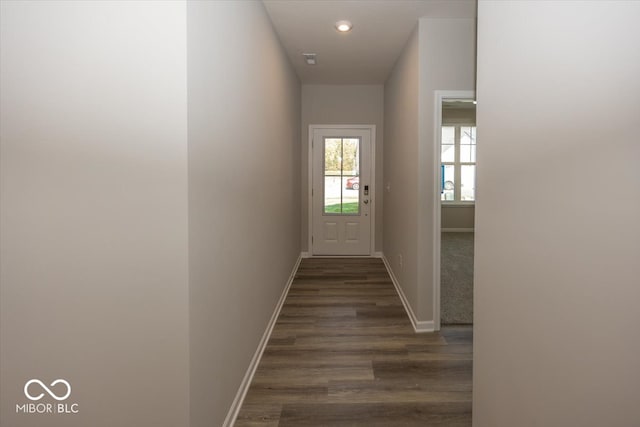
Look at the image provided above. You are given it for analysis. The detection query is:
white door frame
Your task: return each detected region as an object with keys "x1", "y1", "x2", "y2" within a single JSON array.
[
  {"x1": 308, "y1": 124, "x2": 376, "y2": 256},
  {"x1": 433, "y1": 91, "x2": 475, "y2": 331}
]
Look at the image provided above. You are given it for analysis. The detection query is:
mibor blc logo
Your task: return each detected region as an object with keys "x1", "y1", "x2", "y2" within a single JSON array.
[{"x1": 16, "y1": 379, "x2": 79, "y2": 414}]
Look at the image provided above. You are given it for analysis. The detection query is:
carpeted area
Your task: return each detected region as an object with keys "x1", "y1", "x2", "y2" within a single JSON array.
[{"x1": 441, "y1": 232, "x2": 474, "y2": 325}]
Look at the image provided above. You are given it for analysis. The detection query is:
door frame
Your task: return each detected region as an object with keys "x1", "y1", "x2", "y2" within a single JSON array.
[
  {"x1": 308, "y1": 124, "x2": 376, "y2": 256},
  {"x1": 433, "y1": 91, "x2": 475, "y2": 331}
]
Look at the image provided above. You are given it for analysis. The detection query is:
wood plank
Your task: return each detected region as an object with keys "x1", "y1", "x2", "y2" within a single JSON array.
[
  {"x1": 242, "y1": 385, "x2": 329, "y2": 405},
  {"x1": 252, "y1": 364, "x2": 374, "y2": 386},
  {"x1": 235, "y1": 257, "x2": 473, "y2": 426},
  {"x1": 278, "y1": 402, "x2": 472, "y2": 427},
  {"x1": 327, "y1": 381, "x2": 471, "y2": 404},
  {"x1": 233, "y1": 403, "x2": 281, "y2": 427}
]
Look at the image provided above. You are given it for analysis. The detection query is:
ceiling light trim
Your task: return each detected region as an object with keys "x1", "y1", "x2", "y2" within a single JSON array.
[{"x1": 335, "y1": 20, "x2": 353, "y2": 32}]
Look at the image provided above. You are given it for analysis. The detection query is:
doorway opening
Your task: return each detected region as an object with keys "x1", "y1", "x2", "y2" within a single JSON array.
[{"x1": 434, "y1": 91, "x2": 476, "y2": 330}]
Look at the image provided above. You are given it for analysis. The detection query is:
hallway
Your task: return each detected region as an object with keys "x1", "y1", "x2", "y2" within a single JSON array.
[{"x1": 235, "y1": 258, "x2": 472, "y2": 426}]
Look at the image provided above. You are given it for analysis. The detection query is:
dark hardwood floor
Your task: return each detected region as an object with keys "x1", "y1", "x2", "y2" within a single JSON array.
[{"x1": 235, "y1": 257, "x2": 472, "y2": 426}]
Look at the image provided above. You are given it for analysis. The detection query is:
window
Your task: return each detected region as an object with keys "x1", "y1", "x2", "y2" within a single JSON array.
[
  {"x1": 323, "y1": 137, "x2": 360, "y2": 214},
  {"x1": 441, "y1": 125, "x2": 476, "y2": 202}
]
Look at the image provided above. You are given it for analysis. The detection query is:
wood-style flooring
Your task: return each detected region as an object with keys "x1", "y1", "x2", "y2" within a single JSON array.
[{"x1": 235, "y1": 257, "x2": 472, "y2": 427}]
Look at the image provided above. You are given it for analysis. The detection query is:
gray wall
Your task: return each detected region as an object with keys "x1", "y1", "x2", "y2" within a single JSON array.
[
  {"x1": 0, "y1": 1, "x2": 189, "y2": 426},
  {"x1": 301, "y1": 84, "x2": 384, "y2": 253},
  {"x1": 187, "y1": 2, "x2": 301, "y2": 426},
  {"x1": 418, "y1": 17, "x2": 476, "y2": 320},
  {"x1": 474, "y1": 2, "x2": 640, "y2": 426},
  {"x1": 384, "y1": 18, "x2": 476, "y2": 322},
  {"x1": 383, "y1": 27, "x2": 421, "y2": 316},
  {"x1": 0, "y1": 2, "x2": 301, "y2": 426},
  {"x1": 442, "y1": 206, "x2": 474, "y2": 229}
]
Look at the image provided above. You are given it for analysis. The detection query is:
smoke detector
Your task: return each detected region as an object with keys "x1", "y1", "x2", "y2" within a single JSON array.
[{"x1": 302, "y1": 53, "x2": 317, "y2": 65}]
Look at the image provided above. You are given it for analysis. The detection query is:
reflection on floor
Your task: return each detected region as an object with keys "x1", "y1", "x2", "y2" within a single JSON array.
[
  {"x1": 235, "y1": 257, "x2": 472, "y2": 427},
  {"x1": 441, "y1": 232, "x2": 474, "y2": 325}
]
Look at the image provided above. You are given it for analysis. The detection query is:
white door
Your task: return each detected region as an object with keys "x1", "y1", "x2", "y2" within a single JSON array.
[{"x1": 311, "y1": 127, "x2": 373, "y2": 255}]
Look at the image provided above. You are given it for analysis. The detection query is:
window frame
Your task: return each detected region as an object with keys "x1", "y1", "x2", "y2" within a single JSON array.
[{"x1": 441, "y1": 123, "x2": 476, "y2": 205}]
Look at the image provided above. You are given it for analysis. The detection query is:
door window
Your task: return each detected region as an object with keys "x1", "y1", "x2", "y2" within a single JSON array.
[{"x1": 323, "y1": 137, "x2": 360, "y2": 214}]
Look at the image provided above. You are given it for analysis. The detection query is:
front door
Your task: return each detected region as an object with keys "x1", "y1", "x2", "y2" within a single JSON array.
[{"x1": 311, "y1": 126, "x2": 373, "y2": 255}]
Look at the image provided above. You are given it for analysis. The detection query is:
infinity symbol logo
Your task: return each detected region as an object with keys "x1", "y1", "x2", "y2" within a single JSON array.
[{"x1": 24, "y1": 379, "x2": 71, "y2": 401}]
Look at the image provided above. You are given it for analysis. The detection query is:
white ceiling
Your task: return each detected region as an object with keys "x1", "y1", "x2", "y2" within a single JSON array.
[{"x1": 263, "y1": 0, "x2": 476, "y2": 84}]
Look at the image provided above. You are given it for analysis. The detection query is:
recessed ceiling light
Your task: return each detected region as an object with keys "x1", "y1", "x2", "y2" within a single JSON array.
[{"x1": 335, "y1": 20, "x2": 353, "y2": 32}]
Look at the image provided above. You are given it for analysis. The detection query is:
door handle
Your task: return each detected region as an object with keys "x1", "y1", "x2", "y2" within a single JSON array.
[{"x1": 363, "y1": 199, "x2": 369, "y2": 204}]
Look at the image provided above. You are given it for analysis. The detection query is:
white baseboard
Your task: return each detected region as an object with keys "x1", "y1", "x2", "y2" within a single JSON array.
[
  {"x1": 442, "y1": 228, "x2": 474, "y2": 232},
  {"x1": 301, "y1": 251, "x2": 382, "y2": 258},
  {"x1": 415, "y1": 319, "x2": 435, "y2": 332},
  {"x1": 223, "y1": 254, "x2": 302, "y2": 427},
  {"x1": 381, "y1": 255, "x2": 435, "y2": 334}
]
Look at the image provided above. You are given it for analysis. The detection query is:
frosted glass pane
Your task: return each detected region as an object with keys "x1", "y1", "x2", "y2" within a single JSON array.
[
  {"x1": 461, "y1": 165, "x2": 475, "y2": 201},
  {"x1": 442, "y1": 144, "x2": 455, "y2": 162},
  {"x1": 460, "y1": 145, "x2": 476, "y2": 163},
  {"x1": 442, "y1": 126, "x2": 455, "y2": 145},
  {"x1": 461, "y1": 126, "x2": 476, "y2": 145}
]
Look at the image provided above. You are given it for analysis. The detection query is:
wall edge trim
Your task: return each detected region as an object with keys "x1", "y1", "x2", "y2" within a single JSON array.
[{"x1": 381, "y1": 254, "x2": 435, "y2": 333}]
